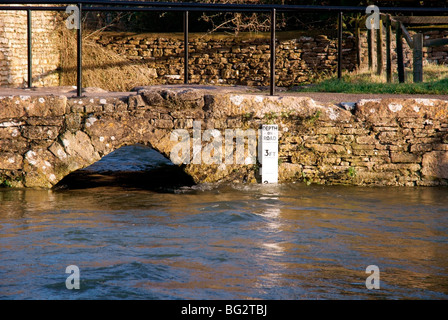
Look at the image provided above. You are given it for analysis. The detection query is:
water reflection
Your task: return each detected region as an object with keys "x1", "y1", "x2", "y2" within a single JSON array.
[{"x1": 1, "y1": 184, "x2": 447, "y2": 299}]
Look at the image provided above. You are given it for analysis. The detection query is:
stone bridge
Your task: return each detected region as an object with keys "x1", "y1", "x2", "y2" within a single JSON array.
[{"x1": 1, "y1": 85, "x2": 448, "y2": 188}]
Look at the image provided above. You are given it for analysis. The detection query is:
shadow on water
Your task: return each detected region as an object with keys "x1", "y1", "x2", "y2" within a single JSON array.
[{"x1": 53, "y1": 144, "x2": 195, "y2": 192}]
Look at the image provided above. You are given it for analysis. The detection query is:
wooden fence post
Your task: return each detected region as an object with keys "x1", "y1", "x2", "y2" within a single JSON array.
[
  {"x1": 368, "y1": 28, "x2": 373, "y2": 70},
  {"x1": 337, "y1": 11, "x2": 343, "y2": 79},
  {"x1": 355, "y1": 21, "x2": 361, "y2": 69},
  {"x1": 385, "y1": 16, "x2": 392, "y2": 82},
  {"x1": 376, "y1": 19, "x2": 383, "y2": 75},
  {"x1": 396, "y1": 21, "x2": 405, "y2": 83},
  {"x1": 413, "y1": 33, "x2": 423, "y2": 83}
]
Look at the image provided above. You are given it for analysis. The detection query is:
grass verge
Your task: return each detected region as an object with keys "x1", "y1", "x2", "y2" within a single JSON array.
[{"x1": 293, "y1": 63, "x2": 448, "y2": 95}]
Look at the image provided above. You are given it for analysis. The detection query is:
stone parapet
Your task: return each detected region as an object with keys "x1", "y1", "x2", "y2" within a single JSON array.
[{"x1": 0, "y1": 86, "x2": 447, "y2": 188}]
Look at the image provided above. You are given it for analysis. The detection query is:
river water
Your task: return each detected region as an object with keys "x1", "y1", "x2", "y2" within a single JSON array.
[{"x1": 1, "y1": 145, "x2": 447, "y2": 300}]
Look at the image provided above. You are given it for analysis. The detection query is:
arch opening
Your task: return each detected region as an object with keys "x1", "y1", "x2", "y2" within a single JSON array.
[{"x1": 53, "y1": 144, "x2": 195, "y2": 192}]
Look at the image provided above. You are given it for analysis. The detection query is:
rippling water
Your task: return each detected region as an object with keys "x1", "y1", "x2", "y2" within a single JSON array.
[{"x1": 1, "y1": 146, "x2": 447, "y2": 300}]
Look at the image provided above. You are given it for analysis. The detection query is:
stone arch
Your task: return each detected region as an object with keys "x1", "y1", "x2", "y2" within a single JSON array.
[
  {"x1": 23, "y1": 110, "x2": 178, "y2": 188},
  {"x1": 16, "y1": 86, "x2": 267, "y2": 188}
]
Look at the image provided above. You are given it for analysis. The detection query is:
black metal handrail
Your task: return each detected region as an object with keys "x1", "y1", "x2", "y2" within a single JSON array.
[
  {"x1": 1, "y1": 1, "x2": 447, "y2": 96},
  {"x1": 2, "y1": 1, "x2": 448, "y2": 13}
]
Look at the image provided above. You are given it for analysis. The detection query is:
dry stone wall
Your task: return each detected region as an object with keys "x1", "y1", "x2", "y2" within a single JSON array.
[
  {"x1": 92, "y1": 32, "x2": 359, "y2": 87},
  {"x1": 93, "y1": 29, "x2": 448, "y2": 87},
  {"x1": 0, "y1": 86, "x2": 447, "y2": 188},
  {"x1": 423, "y1": 30, "x2": 448, "y2": 65}
]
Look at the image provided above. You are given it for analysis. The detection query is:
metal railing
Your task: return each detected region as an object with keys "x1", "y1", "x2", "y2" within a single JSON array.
[{"x1": 1, "y1": 1, "x2": 448, "y2": 97}]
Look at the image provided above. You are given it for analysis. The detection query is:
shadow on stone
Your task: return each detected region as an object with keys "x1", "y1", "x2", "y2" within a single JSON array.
[{"x1": 53, "y1": 164, "x2": 195, "y2": 192}]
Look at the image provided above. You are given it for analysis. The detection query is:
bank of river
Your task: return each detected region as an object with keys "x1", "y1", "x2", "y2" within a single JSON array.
[{"x1": 1, "y1": 146, "x2": 447, "y2": 299}]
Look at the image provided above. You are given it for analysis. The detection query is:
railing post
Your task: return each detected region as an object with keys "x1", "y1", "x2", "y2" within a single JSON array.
[
  {"x1": 77, "y1": 3, "x2": 82, "y2": 97},
  {"x1": 337, "y1": 11, "x2": 343, "y2": 79},
  {"x1": 355, "y1": 21, "x2": 361, "y2": 69},
  {"x1": 376, "y1": 19, "x2": 383, "y2": 75},
  {"x1": 367, "y1": 28, "x2": 373, "y2": 70},
  {"x1": 184, "y1": 10, "x2": 189, "y2": 84},
  {"x1": 386, "y1": 16, "x2": 392, "y2": 82},
  {"x1": 396, "y1": 21, "x2": 405, "y2": 83},
  {"x1": 27, "y1": 9, "x2": 32, "y2": 88},
  {"x1": 270, "y1": 8, "x2": 276, "y2": 96},
  {"x1": 413, "y1": 33, "x2": 423, "y2": 83}
]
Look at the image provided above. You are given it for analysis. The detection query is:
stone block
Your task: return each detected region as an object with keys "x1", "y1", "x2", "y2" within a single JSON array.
[
  {"x1": 0, "y1": 96, "x2": 26, "y2": 119},
  {"x1": 410, "y1": 144, "x2": 433, "y2": 153},
  {"x1": 356, "y1": 135, "x2": 376, "y2": 145},
  {"x1": 25, "y1": 96, "x2": 67, "y2": 117},
  {"x1": 0, "y1": 152, "x2": 23, "y2": 170},
  {"x1": 154, "y1": 119, "x2": 174, "y2": 129},
  {"x1": 128, "y1": 94, "x2": 146, "y2": 108},
  {"x1": 22, "y1": 148, "x2": 59, "y2": 188},
  {"x1": 60, "y1": 131, "x2": 100, "y2": 164},
  {"x1": 391, "y1": 152, "x2": 421, "y2": 163},
  {"x1": 141, "y1": 91, "x2": 164, "y2": 106},
  {"x1": 70, "y1": 104, "x2": 84, "y2": 113},
  {"x1": 84, "y1": 105, "x2": 95, "y2": 113},
  {"x1": 0, "y1": 137, "x2": 28, "y2": 152},
  {"x1": 0, "y1": 127, "x2": 20, "y2": 139},
  {"x1": 422, "y1": 151, "x2": 448, "y2": 179},
  {"x1": 21, "y1": 126, "x2": 59, "y2": 140}
]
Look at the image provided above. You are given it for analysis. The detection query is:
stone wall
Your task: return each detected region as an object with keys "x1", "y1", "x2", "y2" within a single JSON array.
[
  {"x1": 0, "y1": 7, "x2": 61, "y2": 87},
  {"x1": 92, "y1": 28, "x2": 448, "y2": 86},
  {"x1": 423, "y1": 30, "x2": 448, "y2": 64},
  {"x1": 92, "y1": 32, "x2": 359, "y2": 87},
  {"x1": 0, "y1": 86, "x2": 447, "y2": 188}
]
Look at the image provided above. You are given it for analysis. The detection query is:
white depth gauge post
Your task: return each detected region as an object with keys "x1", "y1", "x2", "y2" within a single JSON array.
[{"x1": 261, "y1": 124, "x2": 278, "y2": 184}]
